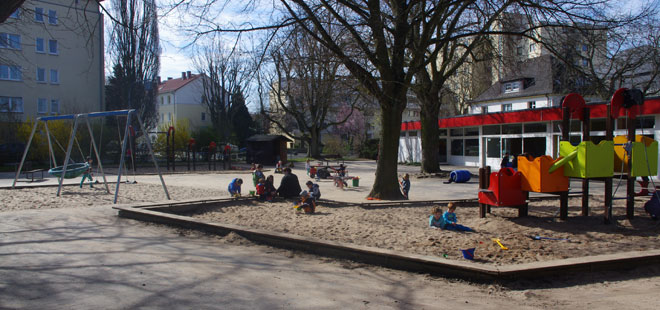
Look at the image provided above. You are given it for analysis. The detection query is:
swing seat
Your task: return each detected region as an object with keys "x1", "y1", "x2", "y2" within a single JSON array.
[
  {"x1": 48, "y1": 163, "x2": 89, "y2": 179},
  {"x1": 613, "y1": 135, "x2": 658, "y2": 177}
]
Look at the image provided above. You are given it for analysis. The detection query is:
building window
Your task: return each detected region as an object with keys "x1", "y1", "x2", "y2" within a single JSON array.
[
  {"x1": 465, "y1": 139, "x2": 479, "y2": 156},
  {"x1": 582, "y1": 58, "x2": 588, "y2": 67},
  {"x1": 48, "y1": 40, "x2": 58, "y2": 54},
  {"x1": 516, "y1": 46, "x2": 523, "y2": 55},
  {"x1": 35, "y1": 7, "x2": 44, "y2": 22},
  {"x1": 201, "y1": 112, "x2": 206, "y2": 121},
  {"x1": 35, "y1": 38, "x2": 44, "y2": 53},
  {"x1": 160, "y1": 97, "x2": 164, "y2": 105},
  {"x1": 48, "y1": 10, "x2": 57, "y2": 25},
  {"x1": 528, "y1": 101, "x2": 536, "y2": 109},
  {"x1": 0, "y1": 96, "x2": 23, "y2": 113},
  {"x1": 503, "y1": 82, "x2": 520, "y2": 93},
  {"x1": 50, "y1": 69, "x2": 59, "y2": 84},
  {"x1": 37, "y1": 98, "x2": 48, "y2": 114},
  {"x1": 36, "y1": 67, "x2": 46, "y2": 82},
  {"x1": 529, "y1": 43, "x2": 535, "y2": 53},
  {"x1": 581, "y1": 44, "x2": 588, "y2": 52},
  {"x1": 9, "y1": 9, "x2": 19, "y2": 19},
  {"x1": 167, "y1": 95, "x2": 171, "y2": 104},
  {"x1": 50, "y1": 99, "x2": 60, "y2": 114},
  {"x1": 0, "y1": 65, "x2": 22, "y2": 81},
  {"x1": 502, "y1": 103, "x2": 512, "y2": 111},
  {"x1": 451, "y1": 139, "x2": 464, "y2": 156},
  {"x1": 168, "y1": 112, "x2": 171, "y2": 121},
  {"x1": 161, "y1": 113, "x2": 164, "y2": 122},
  {"x1": 0, "y1": 33, "x2": 21, "y2": 49}
]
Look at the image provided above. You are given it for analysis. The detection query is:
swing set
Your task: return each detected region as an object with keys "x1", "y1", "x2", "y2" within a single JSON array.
[{"x1": 11, "y1": 109, "x2": 170, "y2": 204}]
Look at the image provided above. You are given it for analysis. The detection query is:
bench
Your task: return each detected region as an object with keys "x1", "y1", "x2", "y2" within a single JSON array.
[{"x1": 23, "y1": 169, "x2": 46, "y2": 182}]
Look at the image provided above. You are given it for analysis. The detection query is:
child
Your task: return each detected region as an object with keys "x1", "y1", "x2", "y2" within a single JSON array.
[
  {"x1": 309, "y1": 166, "x2": 318, "y2": 180},
  {"x1": 253, "y1": 164, "x2": 265, "y2": 187},
  {"x1": 256, "y1": 178, "x2": 272, "y2": 201},
  {"x1": 429, "y1": 206, "x2": 444, "y2": 229},
  {"x1": 228, "y1": 178, "x2": 243, "y2": 197},
  {"x1": 80, "y1": 157, "x2": 94, "y2": 188},
  {"x1": 295, "y1": 190, "x2": 316, "y2": 214},
  {"x1": 400, "y1": 173, "x2": 410, "y2": 199},
  {"x1": 265, "y1": 175, "x2": 277, "y2": 198},
  {"x1": 275, "y1": 160, "x2": 283, "y2": 173},
  {"x1": 305, "y1": 159, "x2": 311, "y2": 176},
  {"x1": 442, "y1": 203, "x2": 473, "y2": 232},
  {"x1": 306, "y1": 180, "x2": 321, "y2": 202}
]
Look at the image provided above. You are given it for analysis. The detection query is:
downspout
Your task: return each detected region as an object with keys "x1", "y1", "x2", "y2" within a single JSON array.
[{"x1": 99, "y1": 10, "x2": 104, "y2": 111}]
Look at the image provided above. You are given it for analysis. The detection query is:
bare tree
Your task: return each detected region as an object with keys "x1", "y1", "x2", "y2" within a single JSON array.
[
  {"x1": 106, "y1": 0, "x2": 160, "y2": 129},
  {"x1": 194, "y1": 38, "x2": 252, "y2": 141},
  {"x1": 0, "y1": 0, "x2": 24, "y2": 23},
  {"x1": 262, "y1": 25, "x2": 361, "y2": 158}
]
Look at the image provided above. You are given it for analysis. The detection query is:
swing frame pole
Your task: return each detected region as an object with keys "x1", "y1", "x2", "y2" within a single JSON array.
[
  {"x1": 114, "y1": 113, "x2": 131, "y2": 204},
  {"x1": 57, "y1": 115, "x2": 80, "y2": 196},
  {"x1": 44, "y1": 122, "x2": 57, "y2": 168},
  {"x1": 85, "y1": 117, "x2": 110, "y2": 194},
  {"x1": 12, "y1": 120, "x2": 39, "y2": 188},
  {"x1": 137, "y1": 112, "x2": 170, "y2": 200}
]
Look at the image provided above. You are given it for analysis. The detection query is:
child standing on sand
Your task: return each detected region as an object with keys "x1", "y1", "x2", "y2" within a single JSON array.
[
  {"x1": 429, "y1": 206, "x2": 444, "y2": 228},
  {"x1": 400, "y1": 173, "x2": 410, "y2": 199},
  {"x1": 442, "y1": 203, "x2": 473, "y2": 232}
]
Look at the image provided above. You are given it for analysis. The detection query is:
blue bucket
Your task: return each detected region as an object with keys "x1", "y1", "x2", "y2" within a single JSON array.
[
  {"x1": 461, "y1": 248, "x2": 475, "y2": 260},
  {"x1": 450, "y1": 170, "x2": 471, "y2": 183}
]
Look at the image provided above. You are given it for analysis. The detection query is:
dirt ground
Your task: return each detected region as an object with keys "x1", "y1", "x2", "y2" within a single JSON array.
[{"x1": 4, "y1": 183, "x2": 658, "y2": 266}]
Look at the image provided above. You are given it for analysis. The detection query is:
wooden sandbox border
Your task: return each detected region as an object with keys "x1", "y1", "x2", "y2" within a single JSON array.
[{"x1": 114, "y1": 197, "x2": 660, "y2": 282}]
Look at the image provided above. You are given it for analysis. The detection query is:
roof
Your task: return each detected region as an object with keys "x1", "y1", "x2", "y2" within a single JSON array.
[
  {"x1": 401, "y1": 97, "x2": 660, "y2": 130},
  {"x1": 158, "y1": 74, "x2": 201, "y2": 93},
  {"x1": 472, "y1": 55, "x2": 555, "y2": 104},
  {"x1": 246, "y1": 135, "x2": 293, "y2": 142}
]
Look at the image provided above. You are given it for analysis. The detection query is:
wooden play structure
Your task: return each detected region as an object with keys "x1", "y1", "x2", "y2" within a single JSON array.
[
  {"x1": 479, "y1": 89, "x2": 657, "y2": 222},
  {"x1": 12, "y1": 109, "x2": 170, "y2": 204}
]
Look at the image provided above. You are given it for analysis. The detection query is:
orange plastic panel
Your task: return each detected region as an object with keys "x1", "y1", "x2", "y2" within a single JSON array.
[{"x1": 518, "y1": 155, "x2": 569, "y2": 193}]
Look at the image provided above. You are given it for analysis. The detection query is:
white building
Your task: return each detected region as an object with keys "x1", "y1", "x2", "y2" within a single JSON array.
[{"x1": 156, "y1": 71, "x2": 211, "y2": 132}]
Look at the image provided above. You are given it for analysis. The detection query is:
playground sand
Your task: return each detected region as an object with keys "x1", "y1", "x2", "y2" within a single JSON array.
[
  {"x1": 2, "y1": 183, "x2": 659, "y2": 265},
  {"x1": 188, "y1": 197, "x2": 660, "y2": 266}
]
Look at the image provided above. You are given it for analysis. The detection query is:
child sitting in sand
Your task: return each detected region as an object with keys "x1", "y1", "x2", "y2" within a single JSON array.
[
  {"x1": 275, "y1": 161, "x2": 283, "y2": 173},
  {"x1": 295, "y1": 190, "x2": 316, "y2": 214},
  {"x1": 256, "y1": 178, "x2": 273, "y2": 201},
  {"x1": 228, "y1": 178, "x2": 243, "y2": 197},
  {"x1": 429, "y1": 206, "x2": 444, "y2": 229},
  {"x1": 306, "y1": 180, "x2": 321, "y2": 202},
  {"x1": 442, "y1": 203, "x2": 473, "y2": 232}
]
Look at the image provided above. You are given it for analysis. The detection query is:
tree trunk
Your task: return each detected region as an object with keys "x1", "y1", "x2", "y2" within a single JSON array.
[
  {"x1": 308, "y1": 128, "x2": 322, "y2": 158},
  {"x1": 420, "y1": 100, "x2": 440, "y2": 173},
  {"x1": 368, "y1": 103, "x2": 406, "y2": 200}
]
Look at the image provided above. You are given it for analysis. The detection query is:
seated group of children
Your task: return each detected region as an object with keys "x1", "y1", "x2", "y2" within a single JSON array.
[{"x1": 429, "y1": 203, "x2": 473, "y2": 232}]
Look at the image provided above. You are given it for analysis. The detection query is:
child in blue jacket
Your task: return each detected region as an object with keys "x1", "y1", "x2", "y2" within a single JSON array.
[
  {"x1": 228, "y1": 178, "x2": 243, "y2": 196},
  {"x1": 429, "y1": 206, "x2": 444, "y2": 228},
  {"x1": 442, "y1": 203, "x2": 473, "y2": 232}
]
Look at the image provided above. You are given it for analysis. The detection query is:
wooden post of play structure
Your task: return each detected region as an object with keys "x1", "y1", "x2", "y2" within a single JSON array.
[
  {"x1": 626, "y1": 115, "x2": 636, "y2": 219},
  {"x1": 478, "y1": 166, "x2": 490, "y2": 218},
  {"x1": 604, "y1": 104, "x2": 614, "y2": 224},
  {"x1": 582, "y1": 107, "x2": 591, "y2": 216},
  {"x1": 560, "y1": 106, "x2": 570, "y2": 220}
]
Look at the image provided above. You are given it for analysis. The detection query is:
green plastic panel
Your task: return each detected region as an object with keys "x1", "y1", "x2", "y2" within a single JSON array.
[
  {"x1": 631, "y1": 141, "x2": 658, "y2": 177},
  {"x1": 559, "y1": 141, "x2": 614, "y2": 178}
]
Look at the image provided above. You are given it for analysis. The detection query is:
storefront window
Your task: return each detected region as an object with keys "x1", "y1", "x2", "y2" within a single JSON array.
[
  {"x1": 451, "y1": 139, "x2": 464, "y2": 156},
  {"x1": 590, "y1": 118, "x2": 606, "y2": 131},
  {"x1": 465, "y1": 139, "x2": 479, "y2": 156},
  {"x1": 465, "y1": 127, "x2": 479, "y2": 136},
  {"x1": 450, "y1": 128, "x2": 463, "y2": 136},
  {"x1": 502, "y1": 124, "x2": 522, "y2": 134},
  {"x1": 486, "y1": 138, "x2": 501, "y2": 158},
  {"x1": 483, "y1": 125, "x2": 500, "y2": 135},
  {"x1": 524, "y1": 123, "x2": 547, "y2": 133},
  {"x1": 438, "y1": 129, "x2": 447, "y2": 136}
]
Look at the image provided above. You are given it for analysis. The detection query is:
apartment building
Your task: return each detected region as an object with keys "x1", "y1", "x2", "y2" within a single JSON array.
[
  {"x1": 156, "y1": 71, "x2": 211, "y2": 132},
  {"x1": 0, "y1": 0, "x2": 104, "y2": 122}
]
